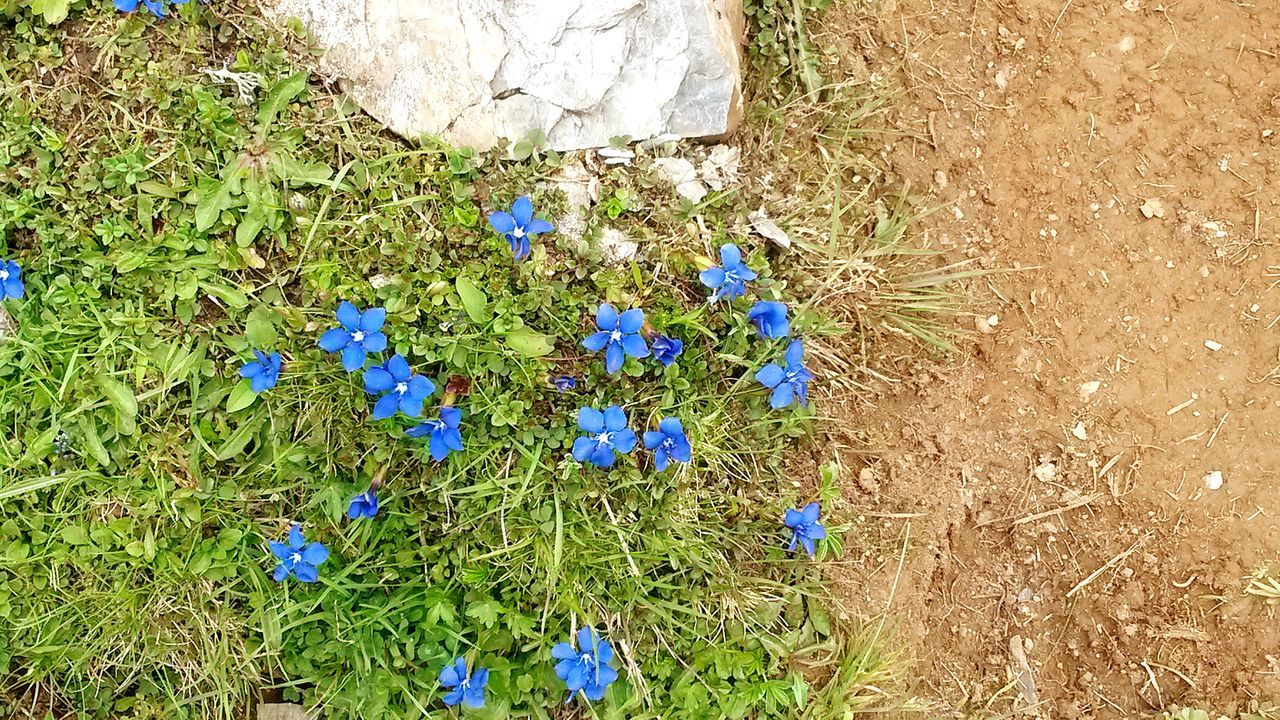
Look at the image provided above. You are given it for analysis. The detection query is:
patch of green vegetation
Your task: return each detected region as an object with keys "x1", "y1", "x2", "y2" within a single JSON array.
[{"x1": 0, "y1": 4, "x2": 909, "y2": 720}]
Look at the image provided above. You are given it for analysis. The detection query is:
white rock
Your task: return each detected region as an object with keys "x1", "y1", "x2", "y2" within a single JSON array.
[
  {"x1": 258, "y1": 0, "x2": 745, "y2": 151},
  {"x1": 1033, "y1": 461, "x2": 1057, "y2": 483},
  {"x1": 1202, "y1": 470, "x2": 1223, "y2": 491},
  {"x1": 1204, "y1": 339, "x2": 1223, "y2": 352},
  {"x1": 1140, "y1": 198, "x2": 1165, "y2": 219},
  {"x1": 1071, "y1": 421, "x2": 1088, "y2": 440},
  {"x1": 598, "y1": 228, "x2": 639, "y2": 264},
  {"x1": 748, "y1": 208, "x2": 791, "y2": 249},
  {"x1": 699, "y1": 144, "x2": 740, "y2": 191},
  {"x1": 652, "y1": 157, "x2": 708, "y2": 202},
  {"x1": 1078, "y1": 380, "x2": 1102, "y2": 401}
]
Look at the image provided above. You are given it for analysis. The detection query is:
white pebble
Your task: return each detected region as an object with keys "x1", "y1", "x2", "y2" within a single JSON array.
[
  {"x1": 1202, "y1": 471, "x2": 1224, "y2": 491},
  {"x1": 1204, "y1": 340, "x2": 1223, "y2": 352}
]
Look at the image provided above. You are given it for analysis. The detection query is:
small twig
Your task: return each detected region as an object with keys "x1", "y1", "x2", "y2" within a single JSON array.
[
  {"x1": 601, "y1": 498, "x2": 641, "y2": 578},
  {"x1": 1206, "y1": 412, "x2": 1229, "y2": 448},
  {"x1": 1066, "y1": 536, "x2": 1147, "y2": 598},
  {"x1": 1166, "y1": 394, "x2": 1198, "y2": 415},
  {"x1": 1012, "y1": 493, "x2": 1103, "y2": 527},
  {"x1": 1141, "y1": 660, "x2": 1164, "y2": 707}
]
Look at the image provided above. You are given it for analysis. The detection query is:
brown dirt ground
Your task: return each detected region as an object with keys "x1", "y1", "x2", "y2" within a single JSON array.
[{"x1": 811, "y1": 0, "x2": 1280, "y2": 716}]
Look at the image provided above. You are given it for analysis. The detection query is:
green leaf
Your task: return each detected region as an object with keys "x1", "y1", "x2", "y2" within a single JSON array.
[
  {"x1": 455, "y1": 276, "x2": 490, "y2": 324},
  {"x1": 193, "y1": 174, "x2": 241, "y2": 232},
  {"x1": 245, "y1": 306, "x2": 277, "y2": 347},
  {"x1": 202, "y1": 283, "x2": 249, "y2": 310},
  {"x1": 215, "y1": 415, "x2": 263, "y2": 461},
  {"x1": 77, "y1": 417, "x2": 112, "y2": 468},
  {"x1": 28, "y1": 0, "x2": 69, "y2": 24},
  {"x1": 96, "y1": 376, "x2": 138, "y2": 419},
  {"x1": 226, "y1": 380, "x2": 258, "y2": 413},
  {"x1": 60, "y1": 526, "x2": 90, "y2": 546},
  {"x1": 256, "y1": 71, "x2": 309, "y2": 129},
  {"x1": 136, "y1": 180, "x2": 178, "y2": 198},
  {"x1": 502, "y1": 329, "x2": 555, "y2": 357}
]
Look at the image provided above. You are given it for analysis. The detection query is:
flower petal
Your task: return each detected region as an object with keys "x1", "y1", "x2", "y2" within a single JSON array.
[
  {"x1": 441, "y1": 688, "x2": 464, "y2": 706},
  {"x1": 341, "y1": 345, "x2": 367, "y2": 372},
  {"x1": 785, "y1": 339, "x2": 806, "y2": 368},
  {"x1": 288, "y1": 524, "x2": 305, "y2": 549},
  {"x1": 620, "y1": 333, "x2": 649, "y2": 358},
  {"x1": 578, "y1": 407, "x2": 605, "y2": 433},
  {"x1": 605, "y1": 343, "x2": 624, "y2": 374},
  {"x1": 301, "y1": 542, "x2": 329, "y2": 566},
  {"x1": 488, "y1": 210, "x2": 516, "y2": 234},
  {"x1": 552, "y1": 642, "x2": 578, "y2": 660},
  {"x1": 754, "y1": 363, "x2": 785, "y2": 389},
  {"x1": 653, "y1": 448, "x2": 669, "y2": 471},
  {"x1": 444, "y1": 428, "x2": 464, "y2": 451},
  {"x1": 361, "y1": 331, "x2": 387, "y2": 353},
  {"x1": 405, "y1": 423, "x2": 430, "y2": 438},
  {"x1": 240, "y1": 362, "x2": 263, "y2": 379},
  {"x1": 571, "y1": 436, "x2": 596, "y2": 463},
  {"x1": 698, "y1": 267, "x2": 726, "y2": 289},
  {"x1": 250, "y1": 373, "x2": 274, "y2": 393},
  {"x1": 429, "y1": 432, "x2": 449, "y2": 462},
  {"x1": 618, "y1": 308, "x2": 645, "y2": 333},
  {"x1": 359, "y1": 307, "x2": 386, "y2": 332},
  {"x1": 657, "y1": 417, "x2": 683, "y2": 436},
  {"x1": 512, "y1": 195, "x2": 534, "y2": 226},
  {"x1": 526, "y1": 218, "x2": 554, "y2": 235},
  {"x1": 272, "y1": 563, "x2": 290, "y2": 582},
  {"x1": 784, "y1": 508, "x2": 804, "y2": 528},
  {"x1": 364, "y1": 368, "x2": 394, "y2": 393},
  {"x1": 269, "y1": 541, "x2": 291, "y2": 560},
  {"x1": 372, "y1": 393, "x2": 400, "y2": 420},
  {"x1": 612, "y1": 429, "x2": 637, "y2": 453},
  {"x1": 802, "y1": 502, "x2": 821, "y2": 524},
  {"x1": 398, "y1": 394, "x2": 424, "y2": 418},
  {"x1": 603, "y1": 405, "x2": 627, "y2": 431},
  {"x1": 407, "y1": 375, "x2": 435, "y2": 399},
  {"x1": 293, "y1": 562, "x2": 319, "y2": 583},
  {"x1": 642, "y1": 431, "x2": 665, "y2": 450},
  {"x1": 809, "y1": 523, "x2": 827, "y2": 540},
  {"x1": 386, "y1": 354, "x2": 411, "y2": 381},
  {"x1": 336, "y1": 301, "x2": 360, "y2": 330},
  {"x1": 719, "y1": 243, "x2": 742, "y2": 268},
  {"x1": 577, "y1": 626, "x2": 597, "y2": 651},
  {"x1": 770, "y1": 382, "x2": 795, "y2": 409},
  {"x1": 441, "y1": 406, "x2": 462, "y2": 427},
  {"x1": 318, "y1": 328, "x2": 350, "y2": 352},
  {"x1": 589, "y1": 444, "x2": 616, "y2": 468},
  {"x1": 595, "y1": 303, "x2": 619, "y2": 331},
  {"x1": 582, "y1": 331, "x2": 611, "y2": 352}
]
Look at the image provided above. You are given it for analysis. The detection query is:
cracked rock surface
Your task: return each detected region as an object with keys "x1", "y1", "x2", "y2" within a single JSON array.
[{"x1": 259, "y1": 0, "x2": 745, "y2": 151}]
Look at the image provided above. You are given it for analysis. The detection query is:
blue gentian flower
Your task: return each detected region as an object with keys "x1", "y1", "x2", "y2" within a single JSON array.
[
  {"x1": 571, "y1": 405, "x2": 637, "y2": 468},
  {"x1": 784, "y1": 502, "x2": 827, "y2": 557},
  {"x1": 552, "y1": 375, "x2": 577, "y2": 392},
  {"x1": 114, "y1": 0, "x2": 188, "y2": 17},
  {"x1": 406, "y1": 406, "x2": 464, "y2": 461},
  {"x1": 754, "y1": 339, "x2": 814, "y2": 409},
  {"x1": 552, "y1": 627, "x2": 620, "y2": 704},
  {"x1": 318, "y1": 301, "x2": 388, "y2": 372},
  {"x1": 699, "y1": 243, "x2": 757, "y2": 302},
  {"x1": 0, "y1": 260, "x2": 24, "y2": 300},
  {"x1": 643, "y1": 417, "x2": 692, "y2": 471},
  {"x1": 439, "y1": 657, "x2": 488, "y2": 709},
  {"x1": 239, "y1": 350, "x2": 282, "y2": 393},
  {"x1": 347, "y1": 489, "x2": 378, "y2": 520},
  {"x1": 488, "y1": 195, "x2": 554, "y2": 260},
  {"x1": 582, "y1": 304, "x2": 649, "y2": 374},
  {"x1": 269, "y1": 524, "x2": 329, "y2": 583},
  {"x1": 364, "y1": 354, "x2": 434, "y2": 420},
  {"x1": 650, "y1": 335, "x2": 683, "y2": 367},
  {"x1": 747, "y1": 300, "x2": 789, "y2": 338}
]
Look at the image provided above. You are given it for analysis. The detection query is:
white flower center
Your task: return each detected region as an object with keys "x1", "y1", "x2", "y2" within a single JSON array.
[
  {"x1": 351, "y1": 331, "x2": 366, "y2": 343},
  {"x1": 290, "y1": 552, "x2": 302, "y2": 564},
  {"x1": 395, "y1": 382, "x2": 408, "y2": 394},
  {"x1": 610, "y1": 330, "x2": 623, "y2": 342},
  {"x1": 0, "y1": 270, "x2": 8, "y2": 281},
  {"x1": 513, "y1": 227, "x2": 525, "y2": 238},
  {"x1": 594, "y1": 432, "x2": 612, "y2": 446},
  {"x1": 580, "y1": 652, "x2": 594, "y2": 665},
  {"x1": 662, "y1": 438, "x2": 674, "y2": 449}
]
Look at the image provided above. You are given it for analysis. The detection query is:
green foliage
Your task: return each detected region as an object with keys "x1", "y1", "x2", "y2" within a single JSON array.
[
  {"x1": 0, "y1": 5, "x2": 884, "y2": 720},
  {"x1": 743, "y1": 0, "x2": 836, "y2": 95}
]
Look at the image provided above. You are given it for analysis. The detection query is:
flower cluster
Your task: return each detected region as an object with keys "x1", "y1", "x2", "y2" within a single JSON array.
[
  {"x1": 552, "y1": 627, "x2": 620, "y2": 703},
  {"x1": 269, "y1": 525, "x2": 329, "y2": 583},
  {"x1": 488, "y1": 195, "x2": 555, "y2": 260}
]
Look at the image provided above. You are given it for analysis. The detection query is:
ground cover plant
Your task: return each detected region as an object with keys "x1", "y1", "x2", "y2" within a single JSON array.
[{"x1": 0, "y1": 2, "x2": 912, "y2": 718}]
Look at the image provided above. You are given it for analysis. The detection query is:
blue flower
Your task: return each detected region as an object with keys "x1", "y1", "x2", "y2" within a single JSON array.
[
  {"x1": 552, "y1": 375, "x2": 577, "y2": 392},
  {"x1": 488, "y1": 195, "x2": 554, "y2": 260},
  {"x1": 784, "y1": 502, "x2": 827, "y2": 557},
  {"x1": 643, "y1": 417, "x2": 692, "y2": 471},
  {"x1": 0, "y1": 260, "x2": 24, "y2": 300},
  {"x1": 571, "y1": 405, "x2": 637, "y2": 468},
  {"x1": 406, "y1": 406, "x2": 464, "y2": 461},
  {"x1": 582, "y1": 304, "x2": 649, "y2": 374},
  {"x1": 269, "y1": 524, "x2": 329, "y2": 583},
  {"x1": 698, "y1": 244, "x2": 757, "y2": 302},
  {"x1": 552, "y1": 627, "x2": 620, "y2": 704},
  {"x1": 364, "y1": 354, "x2": 434, "y2": 420},
  {"x1": 650, "y1": 335, "x2": 683, "y2": 367},
  {"x1": 239, "y1": 350, "x2": 282, "y2": 393},
  {"x1": 747, "y1": 301, "x2": 789, "y2": 338},
  {"x1": 439, "y1": 656, "x2": 488, "y2": 709},
  {"x1": 114, "y1": 0, "x2": 188, "y2": 17},
  {"x1": 754, "y1": 340, "x2": 814, "y2": 409},
  {"x1": 318, "y1": 301, "x2": 388, "y2": 373},
  {"x1": 347, "y1": 489, "x2": 378, "y2": 520}
]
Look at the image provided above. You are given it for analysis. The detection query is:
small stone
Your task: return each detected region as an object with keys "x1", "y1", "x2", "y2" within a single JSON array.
[
  {"x1": 1140, "y1": 198, "x2": 1165, "y2": 219},
  {"x1": 652, "y1": 157, "x2": 708, "y2": 203},
  {"x1": 1202, "y1": 470, "x2": 1224, "y2": 491},
  {"x1": 1204, "y1": 339, "x2": 1223, "y2": 352},
  {"x1": 747, "y1": 209, "x2": 791, "y2": 249},
  {"x1": 1033, "y1": 461, "x2": 1057, "y2": 483},
  {"x1": 1122, "y1": 0, "x2": 1140, "y2": 10},
  {"x1": 597, "y1": 228, "x2": 639, "y2": 265},
  {"x1": 986, "y1": 314, "x2": 1000, "y2": 327},
  {"x1": 1078, "y1": 380, "x2": 1102, "y2": 401},
  {"x1": 934, "y1": 169, "x2": 949, "y2": 189},
  {"x1": 1071, "y1": 421, "x2": 1088, "y2": 440},
  {"x1": 258, "y1": 704, "x2": 312, "y2": 720}
]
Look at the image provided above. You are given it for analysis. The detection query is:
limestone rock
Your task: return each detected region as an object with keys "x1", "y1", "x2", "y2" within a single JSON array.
[{"x1": 259, "y1": 0, "x2": 745, "y2": 151}]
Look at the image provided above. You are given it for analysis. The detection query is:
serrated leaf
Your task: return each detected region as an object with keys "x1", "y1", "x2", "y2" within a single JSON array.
[
  {"x1": 226, "y1": 380, "x2": 258, "y2": 413},
  {"x1": 503, "y1": 329, "x2": 555, "y2": 357},
  {"x1": 96, "y1": 376, "x2": 138, "y2": 419},
  {"x1": 455, "y1": 276, "x2": 490, "y2": 324},
  {"x1": 256, "y1": 71, "x2": 309, "y2": 129}
]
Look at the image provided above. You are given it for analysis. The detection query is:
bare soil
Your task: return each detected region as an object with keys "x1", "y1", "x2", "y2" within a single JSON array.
[{"x1": 815, "y1": 0, "x2": 1280, "y2": 716}]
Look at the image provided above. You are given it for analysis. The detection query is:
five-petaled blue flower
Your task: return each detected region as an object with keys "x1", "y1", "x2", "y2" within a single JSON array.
[
  {"x1": 439, "y1": 657, "x2": 488, "y2": 709},
  {"x1": 699, "y1": 244, "x2": 757, "y2": 302},
  {"x1": 650, "y1": 335, "x2": 683, "y2": 367},
  {"x1": 406, "y1": 406, "x2": 464, "y2": 461},
  {"x1": 0, "y1": 260, "x2": 24, "y2": 300},
  {"x1": 347, "y1": 489, "x2": 378, "y2": 520},
  {"x1": 269, "y1": 524, "x2": 329, "y2": 583},
  {"x1": 114, "y1": 0, "x2": 189, "y2": 17},
  {"x1": 754, "y1": 339, "x2": 814, "y2": 409},
  {"x1": 643, "y1": 417, "x2": 692, "y2": 471},
  {"x1": 239, "y1": 350, "x2": 282, "y2": 393},
  {"x1": 582, "y1": 304, "x2": 649, "y2": 374},
  {"x1": 319, "y1": 301, "x2": 388, "y2": 372},
  {"x1": 553, "y1": 627, "x2": 620, "y2": 704},
  {"x1": 488, "y1": 195, "x2": 554, "y2": 261},
  {"x1": 784, "y1": 502, "x2": 827, "y2": 557},
  {"x1": 552, "y1": 375, "x2": 577, "y2": 392},
  {"x1": 364, "y1": 354, "x2": 434, "y2": 420},
  {"x1": 571, "y1": 405, "x2": 637, "y2": 469},
  {"x1": 747, "y1": 300, "x2": 789, "y2": 339}
]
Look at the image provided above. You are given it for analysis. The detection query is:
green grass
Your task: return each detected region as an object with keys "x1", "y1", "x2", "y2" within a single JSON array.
[{"x1": 0, "y1": 2, "x2": 923, "y2": 719}]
